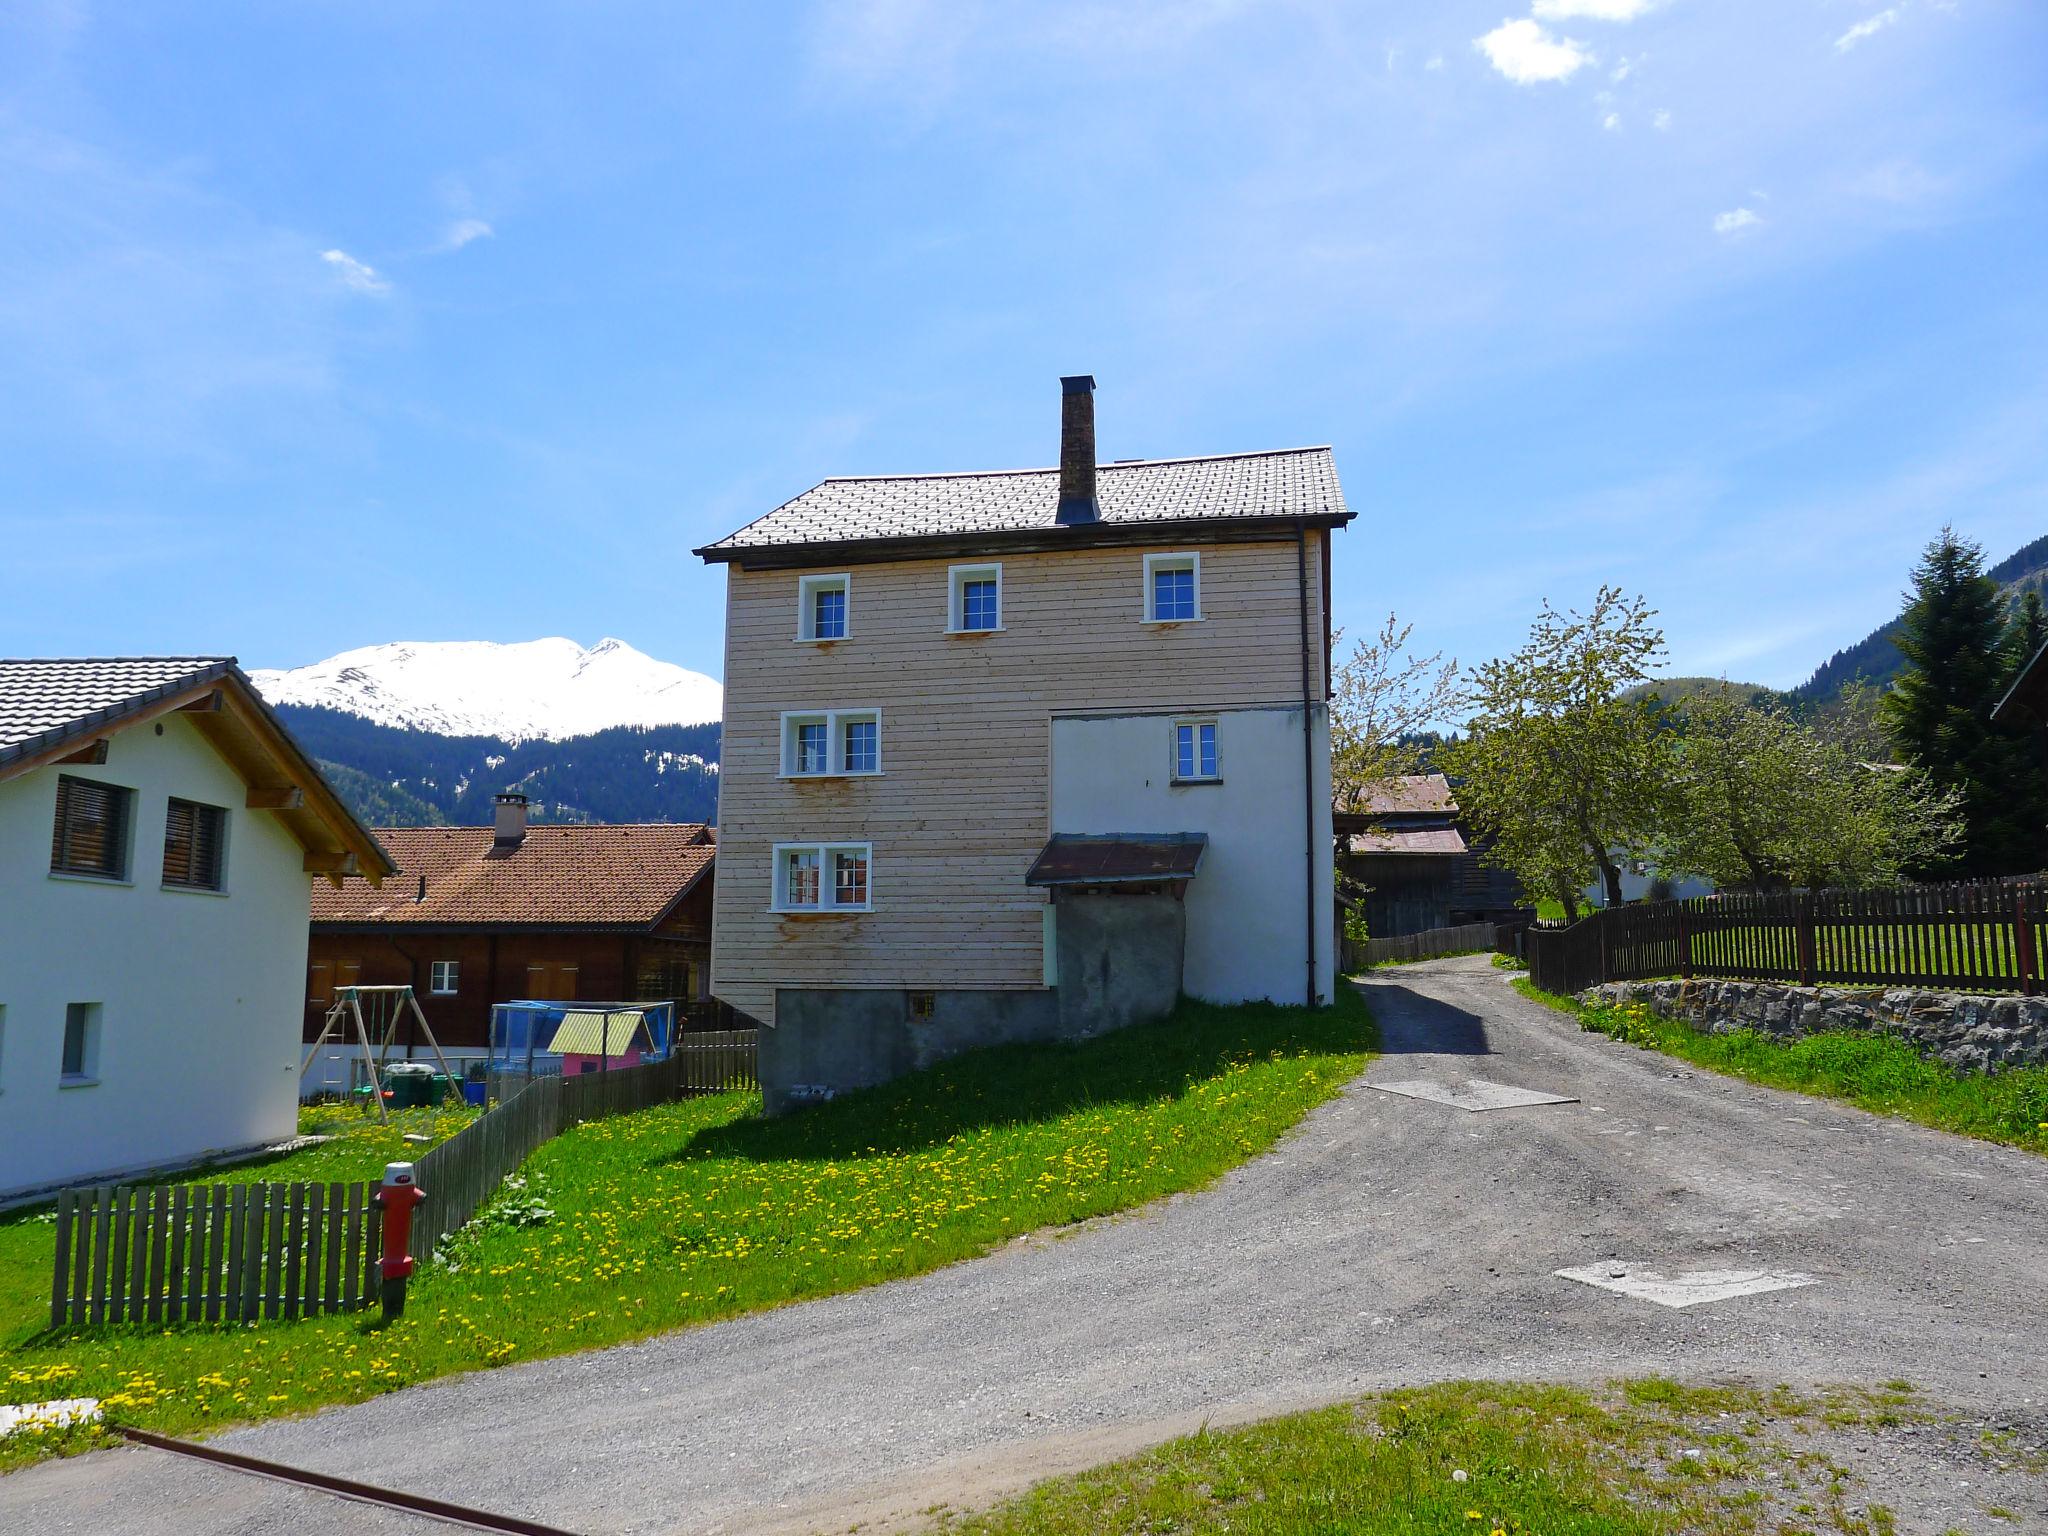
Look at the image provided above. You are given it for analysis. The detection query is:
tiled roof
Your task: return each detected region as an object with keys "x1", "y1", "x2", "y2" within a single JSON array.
[
  {"x1": 311, "y1": 824, "x2": 715, "y2": 929},
  {"x1": 0, "y1": 657, "x2": 234, "y2": 769},
  {"x1": 1348, "y1": 827, "x2": 1468, "y2": 857},
  {"x1": 1361, "y1": 774, "x2": 1458, "y2": 817},
  {"x1": 699, "y1": 447, "x2": 1348, "y2": 555}
]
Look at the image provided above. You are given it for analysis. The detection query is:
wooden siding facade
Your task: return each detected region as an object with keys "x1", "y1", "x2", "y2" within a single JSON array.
[{"x1": 711, "y1": 535, "x2": 1329, "y2": 1024}]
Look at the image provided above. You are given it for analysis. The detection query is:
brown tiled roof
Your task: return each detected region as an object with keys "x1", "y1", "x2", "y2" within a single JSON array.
[
  {"x1": 1361, "y1": 774, "x2": 1458, "y2": 816},
  {"x1": 698, "y1": 447, "x2": 1349, "y2": 558},
  {"x1": 1347, "y1": 827, "x2": 1468, "y2": 857},
  {"x1": 0, "y1": 657, "x2": 234, "y2": 769},
  {"x1": 311, "y1": 824, "x2": 715, "y2": 929}
]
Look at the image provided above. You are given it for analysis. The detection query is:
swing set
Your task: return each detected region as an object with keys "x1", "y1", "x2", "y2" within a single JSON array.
[{"x1": 300, "y1": 984, "x2": 458, "y2": 1123}]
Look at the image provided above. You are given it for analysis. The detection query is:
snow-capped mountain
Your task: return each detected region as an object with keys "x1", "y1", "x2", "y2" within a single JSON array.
[{"x1": 249, "y1": 638, "x2": 722, "y2": 743}]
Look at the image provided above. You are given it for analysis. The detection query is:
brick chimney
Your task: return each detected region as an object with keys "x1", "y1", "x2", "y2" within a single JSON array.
[
  {"x1": 1056, "y1": 374, "x2": 1099, "y2": 525},
  {"x1": 493, "y1": 790, "x2": 530, "y2": 848}
]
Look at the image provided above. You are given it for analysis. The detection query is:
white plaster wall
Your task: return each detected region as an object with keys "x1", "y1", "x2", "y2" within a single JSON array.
[
  {"x1": 1050, "y1": 706, "x2": 1336, "y2": 1007},
  {"x1": 0, "y1": 716, "x2": 312, "y2": 1197}
]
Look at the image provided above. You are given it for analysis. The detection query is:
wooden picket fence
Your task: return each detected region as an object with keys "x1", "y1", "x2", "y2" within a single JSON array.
[
  {"x1": 1347, "y1": 921, "x2": 1501, "y2": 971},
  {"x1": 51, "y1": 1181, "x2": 383, "y2": 1328},
  {"x1": 50, "y1": 1029, "x2": 758, "y2": 1329},
  {"x1": 1526, "y1": 879, "x2": 2048, "y2": 997}
]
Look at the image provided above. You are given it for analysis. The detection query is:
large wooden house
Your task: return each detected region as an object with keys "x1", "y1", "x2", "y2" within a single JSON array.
[
  {"x1": 697, "y1": 376, "x2": 1353, "y2": 1110},
  {"x1": 304, "y1": 792, "x2": 715, "y2": 1081}
]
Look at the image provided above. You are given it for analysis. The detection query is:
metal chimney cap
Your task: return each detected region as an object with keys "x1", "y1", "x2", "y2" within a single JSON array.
[{"x1": 1059, "y1": 374, "x2": 1096, "y2": 395}]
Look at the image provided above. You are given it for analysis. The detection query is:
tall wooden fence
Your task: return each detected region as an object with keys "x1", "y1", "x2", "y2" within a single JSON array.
[
  {"x1": 1347, "y1": 922, "x2": 1502, "y2": 971},
  {"x1": 1526, "y1": 880, "x2": 2048, "y2": 997},
  {"x1": 51, "y1": 1029, "x2": 758, "y2": 1329}
]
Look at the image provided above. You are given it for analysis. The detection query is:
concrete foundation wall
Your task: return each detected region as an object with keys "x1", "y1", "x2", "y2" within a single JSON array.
[
  {"x1": 1587, "y1": 978, "x2": 2048, "y2": 1075},
  {"x1": 767, "y1": 987, "x2": 1060, "y2": 1115},
  {"x1": 766, "y1": 891, "x2": 1185, "y2": 1113},
  {"x1": 1053, "y1": 891, "x2": 1184, "y2": 1036}
]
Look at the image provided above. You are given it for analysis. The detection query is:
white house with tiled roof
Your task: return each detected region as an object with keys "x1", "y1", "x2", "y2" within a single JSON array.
[
  {"x1": 0, "y1": 658, "x2": 393, "y2": 1200},
  {"x1": 697, "y1": 377, "x2": 1352, "y2": 1111}
]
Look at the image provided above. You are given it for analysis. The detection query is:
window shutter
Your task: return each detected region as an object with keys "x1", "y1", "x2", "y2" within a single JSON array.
[
  {"x1": 162, "y1": 799, "x2": 226, "y2": 888},
  {"x1": 52, "y1": 775, "x2": 129, "y2": 879}
]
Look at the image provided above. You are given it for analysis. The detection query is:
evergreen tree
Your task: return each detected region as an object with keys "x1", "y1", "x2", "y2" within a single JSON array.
[
  {"x1": 1882, "y1": 529, "x2": 2048, "y2": 876},
  {"x1": 2003, "y1": 587, "x2": 2048, "y2": 681}
]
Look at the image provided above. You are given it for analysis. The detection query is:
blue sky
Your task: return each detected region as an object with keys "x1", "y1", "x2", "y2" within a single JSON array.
[{"x1": 3, "y1": 0, "x2": 2044, "y2": 691}]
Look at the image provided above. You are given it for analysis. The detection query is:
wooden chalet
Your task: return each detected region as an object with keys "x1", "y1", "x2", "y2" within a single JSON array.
[{"x1": 306, "y1": 791, "x2": 716, "y2": 1057}]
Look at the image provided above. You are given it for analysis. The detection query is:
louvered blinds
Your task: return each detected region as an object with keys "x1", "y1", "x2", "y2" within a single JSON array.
[
  {"x1": 50, "y1": 774, "x2": 132, "y2": 879},
  {"x1": 162, "y1": 797, "x2": 227, "y2": 889}
]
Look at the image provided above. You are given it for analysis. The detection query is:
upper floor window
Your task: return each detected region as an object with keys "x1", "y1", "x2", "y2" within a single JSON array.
[
  {"x1": 1144, "y1": 552, "x2": 1201, "y2": 623},
  {"x1": 772, "y1": 841, "x2": 872, "y2": 913},
  {"x1": 50, "y1": 775, "x2": 133, "y2": 881},
  {"x1": 798, "y1": 573, "x2": 850, "y2": 641},
  {"x1": 430, "y1": 960, "x2": 460, "y2": 995},
  {"x1": 161, "y1": 797, "x2": 228, "y2": 890},
  {"x1": 781, "y1": 709, "x2": 882, "y2": 777},
  {"x1": 948, "y1": 563, "x2": 1002, "y2": 632},
  {"x1": 1174, "y1": 720, "x2": 1220, "y2": 783}
]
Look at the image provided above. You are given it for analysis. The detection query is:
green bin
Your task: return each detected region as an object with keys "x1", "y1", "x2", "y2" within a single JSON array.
[{"x1": 383, "y1": 1063, "x2": 434, "y2": 1108}]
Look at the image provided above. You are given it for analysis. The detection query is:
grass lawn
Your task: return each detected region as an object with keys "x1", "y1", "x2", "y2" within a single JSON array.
[
  {"x1": 935, "y1": 1379, "x2": 1950, "y2": 1536},
  {"x1": 1515, "y1": 978, "x2": 2048, "y2": 1155},
  {"x1": 1, "y1": 990, "x2": 1371, "y2": 1470}
]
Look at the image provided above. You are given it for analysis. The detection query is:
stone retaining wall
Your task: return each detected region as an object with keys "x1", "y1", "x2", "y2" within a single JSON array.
[{"x1": 1583, "y1": 978, "x2": 2048, "y2": 1074}]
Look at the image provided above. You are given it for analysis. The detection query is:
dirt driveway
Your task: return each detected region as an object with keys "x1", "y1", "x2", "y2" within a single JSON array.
[{"x1": 9, "y1": 955, "x2": 2048, "y2": 1533}]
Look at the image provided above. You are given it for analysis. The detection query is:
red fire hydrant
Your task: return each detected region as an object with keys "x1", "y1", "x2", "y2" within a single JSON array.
[{"x1": 373, "y1": 1162, "x2": 425, "y2": 1321}]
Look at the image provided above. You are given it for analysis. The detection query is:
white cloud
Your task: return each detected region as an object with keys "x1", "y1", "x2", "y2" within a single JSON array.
[
  {"x1": 439, "y1": 218, "x2": 494, "y2": 252},
  {"x1": 1475, "y1": 19, "x2": 1593, "y2": 84},
  {"x1": 320, "y1": 249, "x2": 390, "y2": 295},
  {"x1": 1836, "y1": 8, "x2": 1902, "y2": 51},
  {"x1": 1713, "y1": 207, "x2": 1763, "y2": 236},
  {"x1": 1425, "y1": 54, "x2": 1445, "y2": 71},
  {"x1": 1533, "y1": 0, "x2": 1656, "y2": 19},
  {"x1": 1610, "y1": 56, "x2": 1635, "y2": 82},
  {"x1": 1603, "y1": 112, "x2": 1621, "y2": 131},
  {"x1": 1653, "y1": 108, "x2": 1673, "y2": 131}
]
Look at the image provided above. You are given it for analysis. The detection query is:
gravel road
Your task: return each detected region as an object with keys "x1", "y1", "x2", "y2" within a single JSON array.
[{"x1": 9, "y1": 955, "x2": 2048, "y2": 1534}]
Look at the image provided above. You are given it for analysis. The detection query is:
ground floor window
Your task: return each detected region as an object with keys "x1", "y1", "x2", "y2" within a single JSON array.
[
  {"x1": 430, "y1": 959, "x2": 460, "y2": 995},
  {"x1": 61, "y1": 1002, "x2": 101, "y2": 1085},
  {"x1": 772, "y1": 842, "x2": 873, "y2": 912}
]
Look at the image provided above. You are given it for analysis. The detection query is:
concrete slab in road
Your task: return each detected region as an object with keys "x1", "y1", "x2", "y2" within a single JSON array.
[{"x1": 1370, "y1": 1077, "x2": 1578, "y2": 1112}]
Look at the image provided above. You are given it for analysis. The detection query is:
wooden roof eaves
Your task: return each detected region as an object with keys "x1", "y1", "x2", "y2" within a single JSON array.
[
  {"x1": 694, "y1": 512, "x2": 1356, "y2": 570},
  {"x1": 206, "y1": 672, "x2": 397, "y2": 884}
]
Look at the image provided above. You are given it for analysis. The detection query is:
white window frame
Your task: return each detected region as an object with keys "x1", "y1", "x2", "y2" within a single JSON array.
[
  {"x1": 1172, "y1": 718, "x2": 1221, "y2": 783},
  {"x1": 947, "y1": 562, "x2": 1004, "y2": 633},
  {"x1": 797, "y1": 572, "x2": 852, "y2": 643},
  {"x1": 1143, "y1": 552, "x2": 1202, "y2": 624},
  {"x1": 60, "y1": 1001, "x2": 101, "y2": 1088},
  {"x1": 770, "y1": 841, "x2": 874, "y2": 914},
  {"x1": 779, "y1": 709, "x2": 883, "y2": 778},
  {"x1": 430, "y1": 960, "x2": 460, "y2": 996}
]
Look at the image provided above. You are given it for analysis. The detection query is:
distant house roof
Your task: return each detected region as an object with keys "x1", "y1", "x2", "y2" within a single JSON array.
[
  {"x1": 696, "y1": 447, "x2": 1352, "y2": 566},
  {"x1": 1026, "y1": 832, "x2": 1208, "y2": 887},
  {"x1": 1347, "y1": 826, "x2": 1468, "y2": 857},
  {"x1": 0, "y1": 656, "x2": 394, "y2": 883},
  {"x1": 1360, "y1": 774, "x2": 1458, "y2": 817},
  {"x1": 311, "y1": 823, "x2": 715, "y2": 930}
]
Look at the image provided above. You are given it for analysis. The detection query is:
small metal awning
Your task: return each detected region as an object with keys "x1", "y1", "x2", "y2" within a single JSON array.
[{"x1": 1025, "y1": 832, "x2": 1208, "y2": 888}]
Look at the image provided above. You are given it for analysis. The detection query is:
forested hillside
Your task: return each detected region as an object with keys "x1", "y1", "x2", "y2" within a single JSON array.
[
  {"x1": 1796, "y1": 532, "x2": 2048, "y2": 699},
  {"x1": 277, "y1": 705, "x2": 720, "y2": 827}
]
